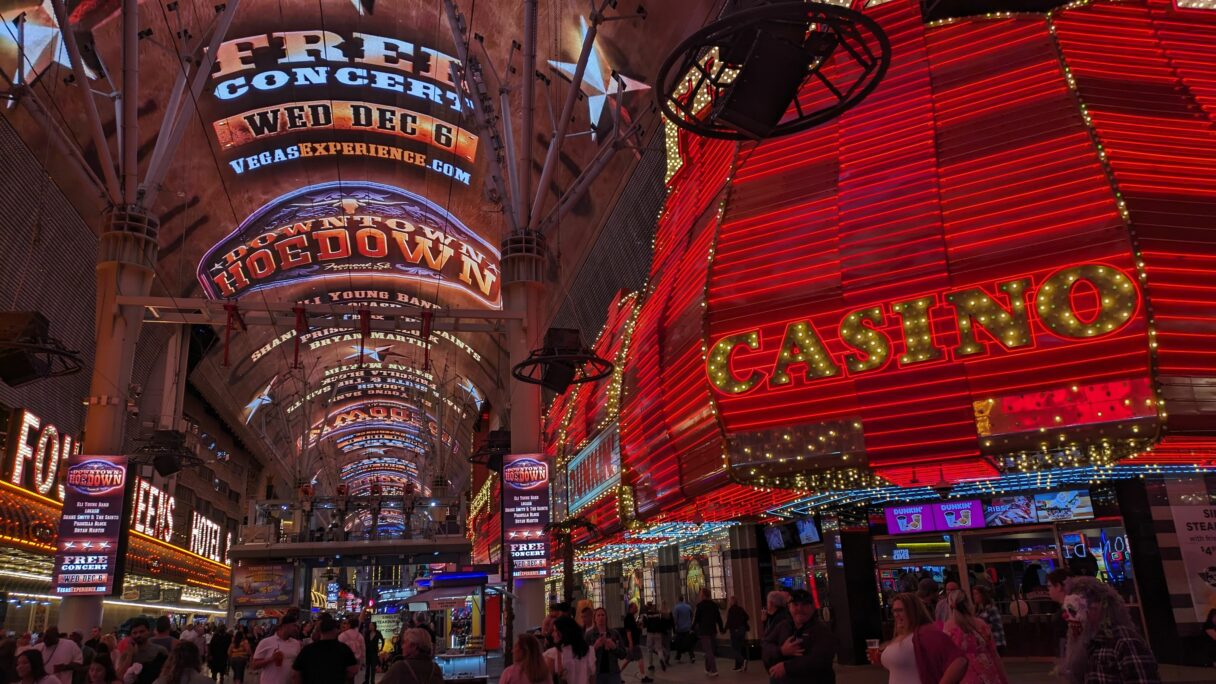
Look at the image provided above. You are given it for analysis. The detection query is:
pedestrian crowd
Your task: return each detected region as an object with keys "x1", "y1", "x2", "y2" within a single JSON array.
[
  {"x1": 530, "y1": 566, "x2": 1168, "y2": 684},
  {"x1": 0, "y1": 608, "x2": 424, "y2": 684}
]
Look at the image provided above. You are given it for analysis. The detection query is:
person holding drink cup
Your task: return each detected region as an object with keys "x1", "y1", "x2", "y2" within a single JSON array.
[
  {"x1": 868, "y1": 593, "x2": 968, "y2": 684},
  {"x1": 250, "y1": 618, "x2": 301, "y2": 684}
]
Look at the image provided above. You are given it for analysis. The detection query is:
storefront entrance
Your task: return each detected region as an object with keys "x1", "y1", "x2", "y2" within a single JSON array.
[{"x1": 872, "y1": 495, "x2": 1143, "y2": 656}]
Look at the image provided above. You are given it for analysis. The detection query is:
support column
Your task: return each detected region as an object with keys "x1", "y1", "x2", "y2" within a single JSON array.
[
  {"x1": 823, "y1": 521, "x2": 881, "y2": 665},
  {"x1": 502, "y1": 232, "x2": 548, "y2": 641},
  {"x1": 727, "y1": 525, "x2": 763, "y2": 640},
  {"x1": 603, "y1": 562, "x2": 623, "y2": 624},
  {"x1": 61, "y1": 0, "x2": 156, "y2": 635},
  {"x1": 62, "y1": 206, "x2": 158, "y2": 634},
  {"x1": 658, "y1": 544, "x2": 680, "y2": 612}
]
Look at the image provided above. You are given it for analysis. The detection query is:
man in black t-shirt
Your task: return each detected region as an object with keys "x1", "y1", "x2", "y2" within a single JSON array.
[{"x1": 291, "y1": 615, "x2": 357, "y2": 684}]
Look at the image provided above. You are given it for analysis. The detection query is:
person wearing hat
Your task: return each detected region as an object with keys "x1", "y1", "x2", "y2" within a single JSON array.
[{"x1": 764, "y1": 590, "x2": 836, "y2": 684}]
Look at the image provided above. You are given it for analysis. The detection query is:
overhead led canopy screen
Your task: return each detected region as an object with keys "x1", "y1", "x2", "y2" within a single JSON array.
[{"x1": 195, "y1": 1, "x2": 500, "y2": 309}]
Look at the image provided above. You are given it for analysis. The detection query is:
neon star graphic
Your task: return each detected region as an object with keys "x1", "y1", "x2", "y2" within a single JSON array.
[
  {"x1": 345, "y1": 344, "x2": 393, "y2": 362},
  {"x1": 548, "y1": 17, "x2": 650, "y2": 134},
  {"x1": 0, "y1": 1, "x2": 96, "y2": 100},
  {"x1": 243, "y1": 377, "x2": 276, "y2": 424}
]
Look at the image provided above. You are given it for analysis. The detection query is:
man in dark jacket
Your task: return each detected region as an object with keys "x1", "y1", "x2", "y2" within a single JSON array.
[
  {"x1": 765, "y1": 589, "x2": 836, "y2": 684},
  {"x1": 692, "y1": 589, "x2": 724, "y2": 676}
]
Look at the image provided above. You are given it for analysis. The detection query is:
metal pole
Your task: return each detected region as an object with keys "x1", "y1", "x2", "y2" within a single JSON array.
[
  {"x1": 60, "y1": 1, "x2": 160, "y2": 636},
  {"x1": 142, "y1": 0, "x2": 242, "y2": 208},
  {"x1": 50, "y1": 0, "x2": 121, "y2": 204},
  {"x1": 121, "y1": 0, "x2": 139, "y2": 205},
  {"x1": 440, "y1": 0, "x2": 518, "y2": 232},
  {"x1": 518, "y1": 0, "x2": 538, "y2": 229},
  {"x1": 529, "y1": 14, "x2": 600, "y2": 228}
]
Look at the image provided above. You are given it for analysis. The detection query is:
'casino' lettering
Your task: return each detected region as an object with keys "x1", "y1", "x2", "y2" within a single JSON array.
[{"x1": 707, "y1": 263, "x2": 1140, "y2": 395}]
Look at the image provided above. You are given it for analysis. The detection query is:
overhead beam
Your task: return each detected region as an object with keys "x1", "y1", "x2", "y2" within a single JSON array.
[
  {"x1": 116, "y1": 296, "x2": 522, "y2": 331},
  {"x1": 50, "y1": 0, "x2": 121, "y2": 204}
]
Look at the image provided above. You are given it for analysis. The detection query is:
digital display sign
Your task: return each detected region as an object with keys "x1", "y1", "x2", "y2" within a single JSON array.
[
  {"x1": 934, "y1": 500, "x2": 983, "y2": 531},
  {"x1": 233, "y1": 563, "x2": 295, "y2": 606},
  {"x1": 884, "y1": 500, "x2": 984, "y2": 535},
  {"x1": 51, "y1": 455, "x2": 130, "y2": 596},
  {"x1": 1034, "y1": 490, "x2": 1094, "y2": 522},
  {"x1": 984, "y1": 496, "x2": 1037, "y2": 527},
  {"x1": 197, "y1": 181, "x2": 500, "y2": 306},
  {"x1": 566, "y1": 427, "x2": 620, "y2": 514},
  {"x1": 502, "y1": 453, "x2": 550, "y2": 579}
]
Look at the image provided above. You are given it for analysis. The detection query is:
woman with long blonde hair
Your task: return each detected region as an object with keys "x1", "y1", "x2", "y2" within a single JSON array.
[
  {"x1": 943, "y1": 591, "x2": 1008, "y2": 684},
  {"x1": 499, "y1": 634, "x2": 550, "y2": 684}
]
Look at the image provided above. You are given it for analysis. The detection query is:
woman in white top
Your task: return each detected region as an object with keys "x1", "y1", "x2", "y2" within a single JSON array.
[
  {"x1": 870, "y1": 593, "x2": 968, "y2": 684},
  {"x1": 542, "y1": 616, "x2": 593, "y2": 684}
]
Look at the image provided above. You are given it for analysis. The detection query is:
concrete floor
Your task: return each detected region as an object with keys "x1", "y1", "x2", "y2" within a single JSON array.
[{"x1": 608, "y1": 656, "x2": 1215, "y2": 684}]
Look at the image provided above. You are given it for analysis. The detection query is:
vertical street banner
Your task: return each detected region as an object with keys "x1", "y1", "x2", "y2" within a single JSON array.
[
  {"x1": 1169, "y1": 502, "x2": 1216, "y2": 620},
  {"x1": 52, "y1": 455, "x2": 131, "y2": 596},
  {"x1": 502, "y1": 453, "x2": 550, "y2": 579}
]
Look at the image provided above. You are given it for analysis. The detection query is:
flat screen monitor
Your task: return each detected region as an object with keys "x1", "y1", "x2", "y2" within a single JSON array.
[
  {"x1": 795, "y1": 518, "x2": 820, "y2": 545},
  {"x1": 764, "y1": 525, "x2": 789, "y2": 550}
]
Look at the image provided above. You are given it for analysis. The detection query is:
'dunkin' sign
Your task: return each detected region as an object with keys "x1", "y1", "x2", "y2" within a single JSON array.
[
  {"x1": 502, "y1": 453, "x2": 550, "y2": 579},
  {"x1": 52, "y1": 455, "x2": 131, "y2": 596}
]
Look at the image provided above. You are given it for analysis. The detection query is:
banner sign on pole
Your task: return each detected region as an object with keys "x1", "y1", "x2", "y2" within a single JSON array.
[
  {"x1": 52, "y1": 455, "x2": 130, "y2": 596},
  {"x1": 502, "y1": 453, "x2": 550, "y2": 579}
]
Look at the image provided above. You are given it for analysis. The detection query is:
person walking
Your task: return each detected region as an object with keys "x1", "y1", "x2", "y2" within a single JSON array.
[
  {"x1": 761, "y1": 590, "x2": 793, "y2": 680},
  {"x1": 155, "y1": 642, "x2": 212, "y2": 684},
  {"x1": 543, "y1": 617, "x2": 593, "y2": 684},
  {"x1": 499, "y1": 634, "x2": 550, "y2": 684},
  {"x1": 868, "y1": 593, "x2": 968, "y2": 684},
  {"x1": 249, "y1": 618, "x2": 302, "y2": 684},
  {"x1": 943, "y1": 591, "x2": 1008, "y2": 684},
  {"x1": 693, "y1": 589, "x2": 724, "y2": 677},
  {"x1": 1060, "y1": 577, "x2": 1159, "y2": 684},
  {"x1": 970, "y1": 586, "x2": 1006, "y2": 656},
  {"x1": 379, "y1": 629, "x2": 443, "y2": 684},
  {"x1": 338, "y1": 619, "x2": 365, "y2": 683},
  {"x1": 33, "y1": 627, "x2": 82, "y2": 684},
  {"x1": 15, "y1": 649, "x2": 60, "y2": 684},
  {"x1": 226, "y1": 632, "x2": 250, "y2": 684},
  {"x1": 764, "y1": 589, "x2": 835, "y2": 684},
  {"x1": 622, "y1": 603, "x2": 647, "y2": 682},
  {"x1": 117, "y1": 618, "x2": 170, "y2": 684},
  {"x1": 362, "y1": 622, "x2": 384, "y2": 684},
  {"x1": 290, "y1": 615, "x2": 358, "y2": 684},
  {"x1": 85, "y1": 652, "x2": 120, "y2": 684},
  {"x1": 725, "y1": 596, "x2": 750, "y2": 672},
  {"x1": 206, "y1": 626, "x2": 230, "y2": 683},
  {"x1": 641, "y1": 602, "x2": 669, "y2": 674},
  {"x1": 585, "y1": 608, "x2": 627, "y2": 684},
  {"x1": 672, "y1": 596, "x2": 694, "y2": 664}
]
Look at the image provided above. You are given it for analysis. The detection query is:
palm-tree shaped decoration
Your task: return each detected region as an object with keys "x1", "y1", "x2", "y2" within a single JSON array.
[{"x1": 543, "y1": 517, "x2": 600, "y2": 603}]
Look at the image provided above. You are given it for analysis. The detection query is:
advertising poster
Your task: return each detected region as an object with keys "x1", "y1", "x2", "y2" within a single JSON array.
[
  {"x1": 51, "y1": 455, "x2": 130, "y2": 596},
  {"x1": 233, "y1": 563, "x2": 295, "y2": 606},
  {"x1": 622, "y1": 564, "x2": 644, "y2": 610},
  {"x1": 933, "y1": 500, "x2": 984, "y2": 531},
  {"x1": 566, "y1": 428, "x2": 621, "y2": 514},
  {"x1": 502, "y1": 453, "x2": 550, "y2": 579},
  {"x1": 885, "y1": 504, "x2": 934, "y2": 534},
  {"x1": 1034, "y1": 490, "x2": 1094, "y2": 522},
  {"x1": 1170, "y1": 504, "x2": 1216, "y2": 620},
  {"x1": 682, "y1": 552, "x2": 709, "y2": 599},
  {"x1": 984, "y1": 496, "x2": 1037, "y2": 527}
]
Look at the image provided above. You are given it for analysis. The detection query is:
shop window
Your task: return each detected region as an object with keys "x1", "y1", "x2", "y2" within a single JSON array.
[{"x1": 1058, "y1": 523, "x2": 1138, "y2": 606}]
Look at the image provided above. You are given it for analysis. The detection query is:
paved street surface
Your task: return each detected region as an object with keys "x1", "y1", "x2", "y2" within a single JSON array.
[{"x1": 590, "y1": 657, "x2": 1215, "y2": 684}]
